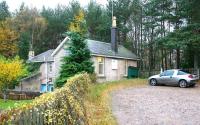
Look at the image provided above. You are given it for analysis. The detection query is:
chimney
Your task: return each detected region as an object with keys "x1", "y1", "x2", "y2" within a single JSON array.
[
  {"x1": 111, "y1": 16, "x2": 118, "y2": 53},
  {"x1": 28, "y1": 42, "x2": 34, "y2": 60},
  {"x1": 28, "y1": 50, "x2": 35, "y2": 60}
]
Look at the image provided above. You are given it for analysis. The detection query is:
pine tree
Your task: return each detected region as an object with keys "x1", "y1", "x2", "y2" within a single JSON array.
[
  {"x1": 56, "y1": 10, "x2": 94, "y2": 87},
  {"x1": 0, "y1": 1, "x2": 10, "y2": 21},
  {"x1": 56, "y1": 32, "x2": 94, "y2": 87}
]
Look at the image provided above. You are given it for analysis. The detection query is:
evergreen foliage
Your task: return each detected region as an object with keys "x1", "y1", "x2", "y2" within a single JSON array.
[
  {"x1": 86, "y1": 1, "x2": 110, "y2": 42},
  {"x1": 56, "y1": 32, "x2": 94, "y2": 87},
  {"x1": 18, "y1": 32, "x2": 30, "y2": 60},
  {"x1": 0, "y1": 1, "x2": 10, "y2": 21},
  {"x1": 157, "y1": 23, "x2": 200, "y2": 68},
  {"x1": 1, "y1": 0, "x2": 200, "y2": 73}
]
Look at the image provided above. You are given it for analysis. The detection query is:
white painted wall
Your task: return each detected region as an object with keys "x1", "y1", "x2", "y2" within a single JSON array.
[
  {"x1": 40, "y1": 62, "x2": 54, "y2": 84},
  {"x1": 52, "y1": 46, "x2": 137, "y2": 83},
  {"x1": 53, "y1": 45, "x2": 69, "y2": 82},
  {"x1": 92, "y1": 56, "x2": 137, "y2": 82}
]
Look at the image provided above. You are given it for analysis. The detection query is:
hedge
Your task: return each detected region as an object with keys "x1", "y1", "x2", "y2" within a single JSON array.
[{"x1": 0, "y1": 73, "x2": 91, "y2": 125}]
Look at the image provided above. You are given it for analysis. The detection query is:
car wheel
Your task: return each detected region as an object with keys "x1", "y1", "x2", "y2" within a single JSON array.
[
  {"x1": 179, "y1": 80, "x2": 187, "y2": 88},
  {"x1": 150, "y1": 79, "x2": 157, "y2": 86}
]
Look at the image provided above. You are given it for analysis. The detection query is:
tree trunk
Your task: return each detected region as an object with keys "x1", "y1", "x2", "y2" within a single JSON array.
[
  {"x1": 161, "y1": 49, "x2": 164, "y2": 70},
  {"x1": 134, "y1": 24, "x2": 137, "y2": 54},
  {"x1": 176, "y1": 48, "x2": 180, "y2": 69},
  {"x1": 121, "y1": 21, "x2": 127, "y2": 45},
  {"x1": 140, "y1": 11, "x2": 143, "y2": 70},
  {"x1": 169, "y1": 50, "x2": 172, "y2": 69},
  {"x1": 3, "y1": 90, "x2": 7, "y2": 102},
  {"x1": 149, "y1": 27, "x2": 154, "y2": 76},
  {"x1": 164, "y1": 50, "x2": 168, "y2": 70},
  {"x1": 194, "y1": 53, "x2": 198, "y2": 69}
]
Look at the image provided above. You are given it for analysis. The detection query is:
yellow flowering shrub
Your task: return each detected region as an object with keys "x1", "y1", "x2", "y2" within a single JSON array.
[
  {"x1": 0, "y1": 56, "x2": 27, "y2": 91},
  {"x1": 0, "y1": 73, "x2": 91, "y2": 125}
]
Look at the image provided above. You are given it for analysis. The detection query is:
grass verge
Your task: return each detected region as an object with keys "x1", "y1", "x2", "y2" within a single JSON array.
[
  {"x1": 86, "y1": 78, "x2": 147, "y2": 125},
  {"x1": 0, "y1": 99, "x2": 32, "y2": 110}
]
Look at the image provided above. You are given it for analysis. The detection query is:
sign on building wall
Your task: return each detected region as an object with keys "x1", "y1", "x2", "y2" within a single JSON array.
[{"x1": 112, "y1": 59, "x2": 118, "y2": 69}]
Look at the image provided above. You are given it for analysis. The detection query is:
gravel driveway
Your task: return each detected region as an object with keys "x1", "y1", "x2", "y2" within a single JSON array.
[{"x1": 111, "y1": 85, "x2": 200, "y2": 125}]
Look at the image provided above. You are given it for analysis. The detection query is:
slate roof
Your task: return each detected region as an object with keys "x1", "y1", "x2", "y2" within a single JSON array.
[
  {"x1": 33, "y1": 38, "x2": 138, "y2": 62},
  {"x1": 87, "y1": 39, "x2": 138, "y2": 60},
  {"x1": 29, "y1": 49, "x2": 54, "y2": 62}
]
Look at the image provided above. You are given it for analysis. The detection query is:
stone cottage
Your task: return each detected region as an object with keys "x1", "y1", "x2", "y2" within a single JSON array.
[
  {"x1": 17, "y1": 17, "x2": 139, "y2": 92},
  {"x1": 52, "y1": 38, "x2": 139, "y2": 83},
  {"x1": 15, "y1": 50, "x2": 55, "y2": 92}
]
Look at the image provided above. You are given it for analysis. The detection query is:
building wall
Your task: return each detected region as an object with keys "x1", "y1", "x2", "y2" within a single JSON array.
[
  {"x1": 53, "y1": 48, "x2": 67, "y2": 80},
  {"x1": 92, "y1": 56, "x2": 137, "y2": 82},
  {"x1": 15, "y1": 62, "x2": 55, "y2": 92},
  {"x1": 53, "y1": 48, "x2": 137, "y2": 83},
  {"x1": 15, "y1": 74, "x2": 41, "y2": 92},
  {"x1": 21, "y1": 77, "x2": 41, "y2": 92},
  {"x1": 39, "y1": 62, "x2": 54, "y2": 84}
]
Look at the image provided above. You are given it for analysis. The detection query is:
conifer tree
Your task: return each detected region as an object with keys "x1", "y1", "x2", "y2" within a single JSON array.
[{"x1": 56, "y1": 10, "x2": 94, "y2": 87}]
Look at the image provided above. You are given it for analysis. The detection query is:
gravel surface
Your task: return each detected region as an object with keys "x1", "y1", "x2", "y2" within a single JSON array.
[{"x1": 111, "y1": 85, "x2": 200, "y2": 125}]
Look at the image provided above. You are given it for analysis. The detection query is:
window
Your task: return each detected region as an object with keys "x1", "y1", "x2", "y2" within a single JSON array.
[
  {"x1": 177, "y1": 70, "x2": 188, "y2": 75},
  {"x1": 124, "y1": 60, "x2": 127, "y2": 76},
  {"x1": 49, "y1": 63, "x2": 53, "y2": 72},
  {"x1": 49, "y1": 78, "x2": 52, "y2": 82},
  {"x1": 161, "y1": 70, "x2": 174, "y2": 76},
  {"x1": 97, "y1": 57, "x2": 104, "y2": 76}
]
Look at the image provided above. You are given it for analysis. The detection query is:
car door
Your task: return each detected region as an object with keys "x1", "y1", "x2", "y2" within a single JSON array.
[
  {"x1": 157, "y1": 71, "x2": 166, "y2": 83},
  {"x1": 159, "y1": 70, "x2": 174, "y2": 84},
  {"x1": 165, "y1": 70, "x2": 175, "y2": 85}
]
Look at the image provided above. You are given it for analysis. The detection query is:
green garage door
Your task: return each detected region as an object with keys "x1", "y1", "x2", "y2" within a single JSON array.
[{"x1": 128, "y1": 66, "x2": 139, "y2": 78}]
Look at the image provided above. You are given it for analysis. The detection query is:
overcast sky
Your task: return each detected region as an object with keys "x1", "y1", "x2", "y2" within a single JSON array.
[{"x1": 3, "y1": 0, "x2": 107, "y2": 12}]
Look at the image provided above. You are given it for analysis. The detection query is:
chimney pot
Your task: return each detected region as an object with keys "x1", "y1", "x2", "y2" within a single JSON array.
[
  {"x1": 28, "y1": 50, "x2": 35, "y2": 60},
  {"x1": 112, "y1": 16, "x2": 117, "y2": 27},
  {"x1": 111, "y1": 16, "x2": 118, "y2": 53}
]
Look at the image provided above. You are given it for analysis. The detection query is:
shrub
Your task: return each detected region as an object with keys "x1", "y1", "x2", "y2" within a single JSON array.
[
  {"x1": 89, "y1": 73, "x2": 97, "y2": 83},
  {"x1": 55, "y1": 32, "x2": 94, "y2": 87},
  {"x1": 0, "y1": 56, "x2": 27, "y2": 101},
  {"x1": 0, "y1": 73, "x2": 91, "y2": 125}
]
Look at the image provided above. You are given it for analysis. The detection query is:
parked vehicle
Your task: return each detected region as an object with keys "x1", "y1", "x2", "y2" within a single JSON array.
[{"x1": 148, "y1": 69, "x2": 198, "y2": 88}]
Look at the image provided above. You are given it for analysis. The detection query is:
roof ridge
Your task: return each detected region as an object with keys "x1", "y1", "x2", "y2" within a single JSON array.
[
  {"x1": 32, "y1": 49, "x2": 54, "y2": 60},
  {"x1": 86, "y1": 39, "x2": 125, "y2": 47},
  {"x1": 86, "y1": 39, "x2": 110, "y2": 45}
]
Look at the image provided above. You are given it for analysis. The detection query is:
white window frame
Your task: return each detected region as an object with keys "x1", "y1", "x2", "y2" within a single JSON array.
[
  {"x1": 49, "y1": 62, "x2": 53, "y2": 73},
  {"x1": 97, "y1": 57, "x2": 105, "y2": 76},
  {"x1": 124, "y1": 60, "x2": 128, "y2": 76}
]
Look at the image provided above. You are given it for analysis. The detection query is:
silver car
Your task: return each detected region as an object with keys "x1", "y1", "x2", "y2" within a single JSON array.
[{"x1": 148, "y1": 69, "x2": 198, "y2": 88}]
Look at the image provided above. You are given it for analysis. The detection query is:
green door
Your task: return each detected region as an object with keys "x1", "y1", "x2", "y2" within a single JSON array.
[{"x1": 128, "y1": 66, "x2": 139, "y2": 78}]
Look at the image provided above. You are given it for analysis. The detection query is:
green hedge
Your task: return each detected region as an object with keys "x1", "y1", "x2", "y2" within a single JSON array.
[{"x1": 0, "y1": 73, "x2": 91, "y2": 125}]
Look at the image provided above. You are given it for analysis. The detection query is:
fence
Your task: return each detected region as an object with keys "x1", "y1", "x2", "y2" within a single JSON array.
[
  {"x1": 139, "y1": 70, "x2": 161, "y2": 78},
  {"x1": 0, "y1": 91, "x2": 41, "y2": 100},
  {"x1": 0, "y1": 73, "x2": 91, "y2": 125}
]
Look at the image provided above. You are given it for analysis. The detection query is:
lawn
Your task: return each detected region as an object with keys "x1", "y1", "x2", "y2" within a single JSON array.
[
  {"x1": 86, "y1": 78, "x2": 147, "y2": 125},
  {"x1": 0, "y1": 99, "x2": 32, "y2": 110}
]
